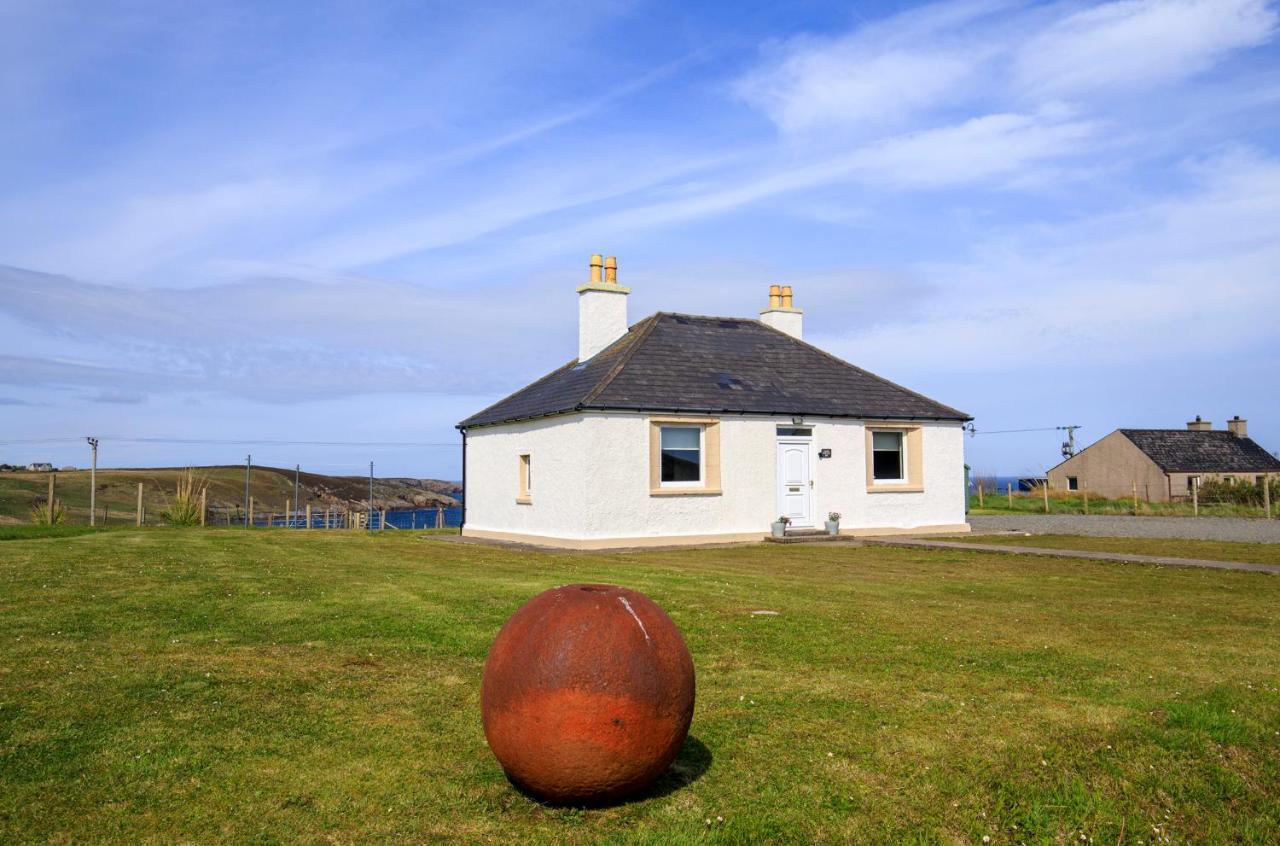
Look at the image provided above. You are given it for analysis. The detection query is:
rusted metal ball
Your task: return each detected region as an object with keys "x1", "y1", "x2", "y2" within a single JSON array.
[{"x1": 480, "y1": 584, "x2": 696, "y2": 805}]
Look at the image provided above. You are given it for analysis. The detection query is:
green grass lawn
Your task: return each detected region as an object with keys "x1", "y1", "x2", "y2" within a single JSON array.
[
  {"x1": 2, "y1": 531, "x2": 1279, "y2": 844},
  {"x1": 953, "y1": 533, "x2": 1280, "y2": 566}
]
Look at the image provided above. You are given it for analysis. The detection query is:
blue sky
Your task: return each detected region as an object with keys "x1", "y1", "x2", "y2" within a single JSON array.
[{"x1": 2, "y1": 0, "x2": 1279, "y2": 479}]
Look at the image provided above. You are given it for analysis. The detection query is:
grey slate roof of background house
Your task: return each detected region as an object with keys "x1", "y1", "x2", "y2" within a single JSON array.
[
  {"x1": 1119, "y1": 429, "x2": 1280, "y2": 473},
  {"x1": 459, "y1": 312, "x2": 969, "y2": 428}
]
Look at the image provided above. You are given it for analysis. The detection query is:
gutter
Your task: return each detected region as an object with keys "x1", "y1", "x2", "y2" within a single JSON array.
[{"x1": 459, "y1": 406, "x2": 972, "y2": 431}]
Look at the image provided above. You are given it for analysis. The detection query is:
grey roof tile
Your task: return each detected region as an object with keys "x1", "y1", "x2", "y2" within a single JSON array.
[
  {"x1": 459, "y1": 313, "x2": 969, "y2": 428},
  {"x1": 1120, "y1": 429, "x2": 1280, "y2": 473}
]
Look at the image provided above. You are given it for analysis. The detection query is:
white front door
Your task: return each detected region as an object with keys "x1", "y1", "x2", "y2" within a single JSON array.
[{"x1": 776, "y1": 440, "x2": 813, "y2": 527}]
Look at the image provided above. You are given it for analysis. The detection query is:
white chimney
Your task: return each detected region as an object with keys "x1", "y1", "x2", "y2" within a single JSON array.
[
  {"x1": 1227, "y1": 415, "x2": 1248, "y2": 438},
  {"x1": 759, "y1": 284, "x2": 803, "y2": 340},
  {"x1": 576, "y1": 254, "x2": 629, "y2": 361}
]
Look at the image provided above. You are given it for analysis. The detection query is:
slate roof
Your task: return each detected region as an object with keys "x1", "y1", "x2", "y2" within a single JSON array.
[
  {"x1": 459, "y1": 312, "x2": 969, "y2": 428},
  {"x1": 1119, "y1": 429, "x2": 1280, "y2": 473}
]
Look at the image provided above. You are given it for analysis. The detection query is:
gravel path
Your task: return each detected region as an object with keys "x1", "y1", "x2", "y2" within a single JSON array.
[{"x1": 969, "y1": 514, "x2": 1280, "y2": 543}]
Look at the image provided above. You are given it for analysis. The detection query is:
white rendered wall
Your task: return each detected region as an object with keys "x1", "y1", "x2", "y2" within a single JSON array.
[
  {"x1": 759, "y1": 310, "x2": 803, "y2": 340},
  {"x1": 463, "y1": 416, "x2": 588, "y2": 539},
  {"x1": 578, "y1": 289, "x2": 629, "y2": 361},
  {"x1": 464, "y1": 412, "x2": 967, "y2": 542}
]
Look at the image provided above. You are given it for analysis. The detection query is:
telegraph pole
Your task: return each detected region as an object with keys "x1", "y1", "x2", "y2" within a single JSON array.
[
  {"x1": 244, "y1": 454, "x2": 252, "y2": 528},
  {"x1": 293, "y1": 464, "x2": 300, "y2": 528},
  {"x1": 86, "y1": 437, "x2": 99, "y2": 526},
  {"x1": 368, "y1": 461, "x2": 374, "y2": 530}
]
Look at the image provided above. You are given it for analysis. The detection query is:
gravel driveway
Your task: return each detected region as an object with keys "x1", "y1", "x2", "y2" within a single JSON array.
[{"x1": 968, "y1": 514, "x2": 1280, "y2": 544}]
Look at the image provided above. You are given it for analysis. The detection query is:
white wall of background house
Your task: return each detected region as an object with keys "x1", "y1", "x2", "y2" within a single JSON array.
[{"x1": 463, "y1": 412, "x2": 966, "y2": 547}]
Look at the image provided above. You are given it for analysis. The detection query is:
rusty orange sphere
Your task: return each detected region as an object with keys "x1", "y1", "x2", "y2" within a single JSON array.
[{"x1": 480, "y1": 584, "x2": 696, "y2": 805}]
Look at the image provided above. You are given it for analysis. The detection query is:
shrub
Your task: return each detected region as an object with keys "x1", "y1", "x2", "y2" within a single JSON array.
[
  {"x1": 160, "y1": 469, "x2": 208, "y2": 526},
  {"x1": 30, "y1": 498, "x2": 66, "y2": 525},
  {"x1": 1198, "y1": 476, "x2": 1279, "y2": 507}
]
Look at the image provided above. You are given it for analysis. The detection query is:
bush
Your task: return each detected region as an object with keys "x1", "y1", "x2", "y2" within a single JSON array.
[
  {"x1": 30, "y1": 498, "x2": 66, "y2": 525},
  {"x1": 160, "y1": 469, "x2": 208, "y2": 526},
  {"x1": 1198, "y1": 476, "x2": 1280, "y2": 507}
]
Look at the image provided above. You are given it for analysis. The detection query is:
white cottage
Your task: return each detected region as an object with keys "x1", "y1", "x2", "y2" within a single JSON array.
[{"x1": 458, "y1": 256, "x2": 971, "y2": 549}]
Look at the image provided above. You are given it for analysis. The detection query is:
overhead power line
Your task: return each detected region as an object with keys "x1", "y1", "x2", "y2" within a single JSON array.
[{"x1": 0, "y1": 436, "x2": 458, "y2": 447}]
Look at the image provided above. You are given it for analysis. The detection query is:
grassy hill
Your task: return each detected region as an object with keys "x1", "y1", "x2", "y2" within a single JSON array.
[{"x1": 0, "y1": 466, "x2": 460, "y2": 526}]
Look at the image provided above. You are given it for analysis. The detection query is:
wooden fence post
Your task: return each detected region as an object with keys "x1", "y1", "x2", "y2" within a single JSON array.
[
  {"x1": 1082, "y1": 483, "x2": 1089, "y2": 515},
  {"x1": 306, "y1": 503, "x2": 312, "y2": 529},
  {"x1": 1132, "y1": 481, "x2": 1138, "y2": 516},
  {"x1": 1192, "y1": 476, "x2": 1199, "y2": 517},
  {"x1": 200, "y1": 488, "x2": 207, "y2": 526},
  {"x1": 136, "y1": 482, "x2": 144, "y2": 527},
  {"x1": 437, "y1": 506, "x2": 444, "y2": 529},
  {"x1": 977, "y1": 483, "x2": 984, "y2": 508},
  {"x1": 47, "y1": 473, "x2": 56, "y2": 525},
  {"x1": 1264, "y1": 474, "x2": 1272, "y2": 519},
  {"x1": 1007, "y1": 483, "x2": 1013, "y2": 509},
  {"x1": 1042, "y1": 480, "x2": 1050, "y2": 514},
  {"x1": 249, "y1": 496, "x2": 254, "y2": 528},
  {"x1": 380, "y1": 508, "x2": 387, "y2": 530}
]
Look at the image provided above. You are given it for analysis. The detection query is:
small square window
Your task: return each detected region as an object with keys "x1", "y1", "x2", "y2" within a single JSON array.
[
  {"x1": 660, "y1": 426, "x2": 702, "y2": 484},
  {"x1": 871, "y1": 431, "x2": 904, "y2": 482},
  {"x1": 1067, "y1": 476, "x2": 1079, "y2": 491}
]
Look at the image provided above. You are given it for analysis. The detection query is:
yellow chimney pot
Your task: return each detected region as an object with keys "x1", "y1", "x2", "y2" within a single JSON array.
[
  {"x1": 781, "y1": 285, "x2": 794, "y2": 308},
  {"x1": 768, "y1": 284, "x2": 781, "y2": 309},
  {"x1": 589, "y1": 254, "x2": 603, "y2": 285},
  {"x1": 604, "y1": 256, "x2": 618, "y2": 285}
]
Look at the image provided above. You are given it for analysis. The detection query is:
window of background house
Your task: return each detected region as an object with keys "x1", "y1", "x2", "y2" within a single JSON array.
[
  {"x1": 871, "y1": 431, "x2": 905, "y2": 482},
  {"x1": 1067, "y1": 476, "x2": 1079, "y2": 491},
  {"x1": 660, "y1": 426, "x2": 702, "y2": 484}
]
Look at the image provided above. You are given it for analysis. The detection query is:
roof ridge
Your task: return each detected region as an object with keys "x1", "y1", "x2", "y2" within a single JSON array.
[
  {"x1": 750, "y1": 319, "x2": 972, "y2": 421},
  {"x1": 580, "y1": 313, "x2": 663, "y2": 407}
]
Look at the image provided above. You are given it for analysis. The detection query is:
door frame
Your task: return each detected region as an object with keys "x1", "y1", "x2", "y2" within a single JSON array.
[{"x1": 775, "y1": 434, "x2": 814, "y2": 527}]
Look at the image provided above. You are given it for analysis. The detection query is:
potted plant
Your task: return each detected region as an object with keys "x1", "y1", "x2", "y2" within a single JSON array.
[
  {"x1": 771, "y1": 515, "x2": 791, "y2": 538},
  {"x1": 825, "y1": 512, "x2": 841, "y2": 536}
]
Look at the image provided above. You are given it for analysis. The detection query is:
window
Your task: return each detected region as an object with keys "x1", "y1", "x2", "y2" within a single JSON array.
[
  {"x1": 776, "y1": 426, "x2": 813, "y2": 437},
  {"x1": 648, "y1": 417, "x2": 722, "y2": 495},
  {"x1": 1067, "y1": 476, "x2": 1079, "y2": 491},
  {"x1": 865, "y1": 425, "x2": 924, "y2": 492},
  {"x1": 871, "y1": 431, "x2": 905, "y2": 482},
  {"x1": 660, "y1": 426, "x2": 701, "y2": 484},
  {"x1": 517, "y1": 454, "x2": 532, "y2": 503}
]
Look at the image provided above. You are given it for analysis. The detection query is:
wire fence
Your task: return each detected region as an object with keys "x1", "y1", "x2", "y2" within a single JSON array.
[{"x1": 2, "y1": 436, "x2": 464, "y2": 530}]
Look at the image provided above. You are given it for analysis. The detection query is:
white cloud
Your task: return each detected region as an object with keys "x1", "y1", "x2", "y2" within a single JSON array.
[
  {"x1": 734, "y1": 0, "x2": 1278, "y2": 138},
  {"x1": 1016, "y1": 0, "x2": 1278, "y2": 96},
  {"x1": 818, "y1": 149, "x2": 1280, "y2": 377}
]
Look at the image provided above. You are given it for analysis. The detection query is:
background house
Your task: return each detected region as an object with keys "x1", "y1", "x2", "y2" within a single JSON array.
[
  {"x1": 458, "y1": 256, "x2": 970, "y2": 549},
  {"x1": 1046, "y1": 416, "x2": 1280, "y2": 501}
]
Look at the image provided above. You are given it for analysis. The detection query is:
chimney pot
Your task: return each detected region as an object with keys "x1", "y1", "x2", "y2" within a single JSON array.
[
  {"x1": 759, "y1": 284, "x2": 803, "y2": 340},
  {"x1": 604, "y1": 256, "x2": 617, "y2": 285},
  {"x1": 589, "y1": 254, "x2": 603, "y2": 285}
]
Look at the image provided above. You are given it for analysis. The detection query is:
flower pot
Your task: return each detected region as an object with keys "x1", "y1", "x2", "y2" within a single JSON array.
[
  {"x1": 771, "y1": 522, "x2": 787, "y2": 538},
  {"x1": 825, "y1": 520, "x2": 840, "y2": 536}
]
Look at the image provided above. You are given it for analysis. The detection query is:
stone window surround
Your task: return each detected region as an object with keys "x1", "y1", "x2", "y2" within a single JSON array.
[
  {"x1": 865, "y1": 424, "x2": 924, "y2": 493},
  {"x1": 648, "y1": 416, "x2": 722, "y2": 496}
]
